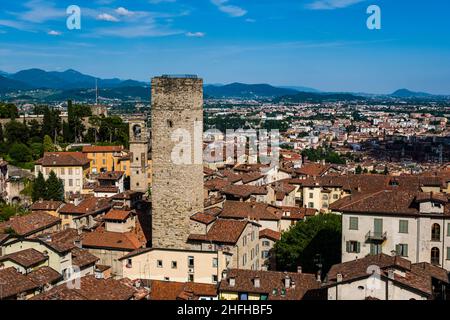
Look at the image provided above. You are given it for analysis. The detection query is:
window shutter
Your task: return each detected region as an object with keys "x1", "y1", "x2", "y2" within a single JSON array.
[
  {"x1": 346, "y1": 241, "x2": 350, "y2": 253},
  {"x1": 396, "y1": 244, "x2": 401, "y2": 256},
  {"x1": 404, "y1": 244, "x2": 408, "y2": 257},
  {"x1": 356, "y1": 242, "x2": 361, "y2": 253}
]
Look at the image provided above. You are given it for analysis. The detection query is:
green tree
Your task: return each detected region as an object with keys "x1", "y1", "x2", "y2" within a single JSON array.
[
  {"x1": 8, "y1": 143, "x2": 32, "y2": 163},
  {"x1": 274, "y1": 214, "x2": 341, "y2": 275},
  {"x1": 45, "y1": 171, "x2": 64, "y2": 201},
  {"x1": 383, "y1": 166, "x2": 389, "y2": 175},
  {"x1": 355, "y1": 165, "x2": 362, "y2": 175},
  {"x1": 32, "y1": 172, "x2": 47, "y2": 202},
  {"x1": 5, "y1": 120, "x2": 29, "y2": 144},
  {"x1": 43, "y1": 135, "x2": 56, "y2": 152},
  {"x1": 30, "y1": 142, "x2": 44, "y2": 160}
]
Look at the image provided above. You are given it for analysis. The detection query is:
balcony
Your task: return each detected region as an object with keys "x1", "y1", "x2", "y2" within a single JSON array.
[{"x1": 365, "y1": 231, "x2": 387, "y2": 242}]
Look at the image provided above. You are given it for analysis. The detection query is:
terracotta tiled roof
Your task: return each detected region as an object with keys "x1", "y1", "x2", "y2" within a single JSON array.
[
  {"x1": 221, "y1": 184, "x2": 268, "y2": 198},
  {"x1": 112, "y1": 190, "x2": 144, "y2": 200},
  {"x1": 27, "y1": 266, "x2": 62, "y2": 287},
  {"x1": 30, "y1": 200, "x2": 64, "y2": 211},
  {"x1": 147, "y1": 280, "x2": 217, "y2": 300},
  {"x1": 415, "y1": 192, "x2": 448, "y2": 203},
  {"x1": 0, "y1": 212, "x2": 61, "y2": 236},
  {"x1": 31, "y1": 275, "x2": 143, "y2": 300},
  {"x1": 82, "y1": 145, "x2": 123, "y2": 153},
  {"x1": 219, "y1": 269, "x2": 320, "y2": 300},
  {"x1": 93, "y1": 186, "x2": 119, "y2": 193},
  {"x1": 0, "y1": 267, "x2": 39, "y2": 299},
  {"x1": 190, "y1": 208, "x2": 220, "y2": 225},
  {"x1": 220, "y1": 201, "x2": 282, "y2": 221},
  {"x1": 259, "y1": 228, "x2": 281, "y2": 241},
  {"x1": 296, "y1": 163, "x2": 331, "y2": 177},
  {"x1": 82, "y1": 229, "x2": 145, "y2": 251},
  {"x1": 71, "y1": 247, "x2": 100, "y2": 269},
  {"x1": 97, "y1": 171, "x2": 124, "y2": 180},
  {"x1": 0, "y1": 248, "x2": 48, "y2": 268},
  {"x1": 280, "y1": 206, "x2": 317, "y2": 220},
  {"x1": 36, "y1": 152, "x2": 90, "y2": 167},
  {"x1": 204, "y1": 178, "x2": 230, "y2": 191},
  {"x1": 326, "y1": 254, "x2": 449, "y2": 296},
  {"x1": 189, "y1": 219, "x2": 249, "y2": 244},
  {"x1": 59, "y1": 197, "x2": 112, "y2": 217},
  {"x1": 103, "y1": 209, "x2": 133, "y2": 221},
  {"x1": 30, "y1": 228, "x2": 80, "y2": 253}
]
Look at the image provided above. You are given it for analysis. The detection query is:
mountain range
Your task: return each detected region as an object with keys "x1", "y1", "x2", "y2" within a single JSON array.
[
  {"x1": 0, "y1": 68, "x2": 447, "y2": 101},
  {"x1": 0, "y1": 68, "x2": 147, "y2": 91}
]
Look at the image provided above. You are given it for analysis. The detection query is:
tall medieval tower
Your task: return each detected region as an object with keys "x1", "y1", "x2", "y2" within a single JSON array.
[
  {"x1": 129, "y1": 117, "x2": 150, "y2": 193},
  {"x1": 151, "y1": 75, "x2": 204, "y2": 249}
]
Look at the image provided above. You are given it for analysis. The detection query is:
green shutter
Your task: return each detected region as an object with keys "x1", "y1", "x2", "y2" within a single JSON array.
[
  {"x1": 349, "y1": 217, "x2": 358, "y2": 230},
  {"x1": 356, "y1": 242, "x2": 361, "y2": 253},
  {"x1": 404, "y1": 244, "x2": 408, "y2": 257},
  {"x1": 396, "y1": 244, "x2": 401, "y2": 256},
  {"x1": 399, "y1": 220, "x2": 408, "y2": 234},
  {"x1": 346, "y1": 241, "x2": 350, "y2": 253},
  {"x1": 447, "y1": 247, "x2": 450, "y2": 260}
]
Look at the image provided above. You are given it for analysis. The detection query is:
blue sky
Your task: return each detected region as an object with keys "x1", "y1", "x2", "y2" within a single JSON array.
[{"x1": 0, "y1": 0, "x2": 449, "y2": 94}]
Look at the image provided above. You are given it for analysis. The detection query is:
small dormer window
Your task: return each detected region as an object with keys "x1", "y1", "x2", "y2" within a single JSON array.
[{"x1": 432, "y1": 202, "x2": 442, "y2": 209}]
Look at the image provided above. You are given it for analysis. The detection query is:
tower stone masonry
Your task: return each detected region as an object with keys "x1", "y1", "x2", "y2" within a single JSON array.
[
  {"x1": 129, "y1": 117, "x2": 150, "y2": 193},
  {"x1": 151, "y1": 75, "x2": 204, "y2": 249}
]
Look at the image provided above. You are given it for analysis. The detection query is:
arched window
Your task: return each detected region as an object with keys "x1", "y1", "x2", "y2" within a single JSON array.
[
  {"x1": 432, "y1": 223, "x2": 441, "y2": 241},
  {"x1": 431, "y1": 247, "x2": 440, "y2": 265}
]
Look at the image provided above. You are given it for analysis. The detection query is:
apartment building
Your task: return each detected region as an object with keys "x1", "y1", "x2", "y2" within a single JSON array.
[{"x1": 35, "y1": 152, "x2": 90, "y2": 198}]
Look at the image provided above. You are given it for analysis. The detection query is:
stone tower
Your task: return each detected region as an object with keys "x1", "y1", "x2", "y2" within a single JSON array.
[
  {"x1": 151, "y1": 75, "x2": 204, "y2": 249},
  {"x1": 129, "y1": 117, "x2": 150, "y2": 193}
]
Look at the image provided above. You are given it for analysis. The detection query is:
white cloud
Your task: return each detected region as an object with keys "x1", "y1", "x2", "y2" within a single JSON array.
[
  {"x1": 245, "y1": 18, "x2": 256, "y2": 23},
  {"x1": 18, "y1": 0, "x2": 66, "y2": 23},
  {"x1": 211, "y1": 0, "x2": 247, "y2": 17},
  {"x1": 149, "y1": 0, "x2": 177, "y2": 4},
  {"x1": 186, "y1": 32, "x2": 205, "y2": 38},
  {"x1": 306, "y1": 0, "x2": 366, "y2": 10},
  {"x1": 115, "y1": 7, "x2": 134, "y2": 17},
  {"x1": 97, "y1": 13, "x2": 120, "y2": 22},
  {"x1": 48, "y1": 30, "x2": 61, "y2": 36}
]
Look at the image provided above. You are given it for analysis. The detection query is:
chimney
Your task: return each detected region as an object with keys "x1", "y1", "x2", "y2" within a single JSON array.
[
  {"x1": 229, "y1": 277, "x2": 235, "y2": 287},
  {"x1": 284, "y1": 274, "x2": 291, "y2": 288},
  {"x1": 336, "y1": 273, "x2": 343, "y2": 283},
  {"x1": 297, "y1": 266, "x2": 302, "y2": 274},
  {"x1": 254, "y1": 277, "x2": 260, "y2": 288},
  {"x1": 388, "y1": 269, "x2": 395, "y2": 280}
]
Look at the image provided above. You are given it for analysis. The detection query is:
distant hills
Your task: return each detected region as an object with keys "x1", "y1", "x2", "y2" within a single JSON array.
[
  {"x1": 204, "y1": 83, "x2": 299, "y2": 99},
  {"x1": 1, "y1": 68, "x2": 147, "y2": 92},
  {"x1": 390, "y1": 88, "x2": 434, "y2": 98},
  {"x1": 0, "y1": 68, "x2": 448, "y2": 102}
]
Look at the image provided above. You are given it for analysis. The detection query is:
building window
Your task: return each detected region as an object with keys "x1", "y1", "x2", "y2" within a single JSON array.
[
  {"x1": 396, "y1": 244, "x2": 408, "y2": 257},
  {"x1": 68, "y1": 168, "x2": 73, "y2": 175},
  {"x1": 322, "y1": 194, "x2": 328, "y2": 200},
  {"x1": 262, "y1": 251, "x2": 269, "y2": 259},
  {"x1": 308, "y1": 202, "x2": 314, "y2": 208},
  {"x1": 102, "y1": 159, "x2": 106, "y2": 165},
  {"x1": 346, "y1": 241, "x2": 360, "y2": 253},
  {"x1": 188, "y1": 256, "x2": 194, "y2": 268},
  {"x1": 432, "y1": 223, "x2": 441, "y2": 241},
  {"x1": 126, "y1": 259, "x2": 132, "y2": 268},
  {"x1": 399, "y1": 220, "x2": 408, "y2": 234},
  {"x1": 188, "y1": 274, "x2": 194, "y2": 282},
  {"x1": 171, "y1": 261, "x2": 177, "y2": 269},
  {"x1": 333, "y1": 194, "x2": 339, "y2": 200},
  {"x1": 212, "y1": 258, "x2": 218, "y2": 268},
  {"x1": 242, "y1": 253, "x2": 247, "y2": 266},
  {"x1": 370, "y1": 243, "x2": 382, "y2": 255},
  {"x1": 60, "y1": 168, "x2": 65, "y2": 175},
  {"x1": 309, "y1": 193, "x2": 313, "y2": 199},
  {"x1": 431, "y1": 247, "x2": 440, "y2": 265},
  {"x1": 243, "y1": 236, "x2": 247, "y2": 246},
  {"x1": 212, "y1": 275, "x2": 218, "y2": 283},
  {"x1": 76, "y1": 179, "x2": 80, "y2": 187},
  {"x1": 256, "y1": 244, "x2": 259, "y2": 255},
  {"x1": 349, "y1": 217, "x2": 358, "y2": 230},
  {"x1": 68, "y1": 179, "x2": 73, "y2": 187},
  {"x1": 157, "y1": 260, "x2": 163, "y2": 268},
  {"x1": 262, "y1": 240, "x2": 270, "y2": 247},
  {"x1": 447, "y1": 223, "x2": 450, "y2": 237},
  {"x1": 446, "y1": 247, "x2": 450, "y2": 260}
]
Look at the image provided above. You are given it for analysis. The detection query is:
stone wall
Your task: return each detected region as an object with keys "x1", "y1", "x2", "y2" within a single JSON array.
[{"x1": 151, "y1": 76, "x2": 204, "y2": 249}]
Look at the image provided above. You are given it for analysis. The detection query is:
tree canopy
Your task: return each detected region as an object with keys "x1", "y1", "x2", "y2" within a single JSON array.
[{"x1": 274, "y1": 214, "x2": 342, "y2": 276}]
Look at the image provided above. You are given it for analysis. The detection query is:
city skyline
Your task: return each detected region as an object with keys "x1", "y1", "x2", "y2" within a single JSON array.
[{"x1": 0, "y1": 0, "x2": 450, "y2": 94}]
